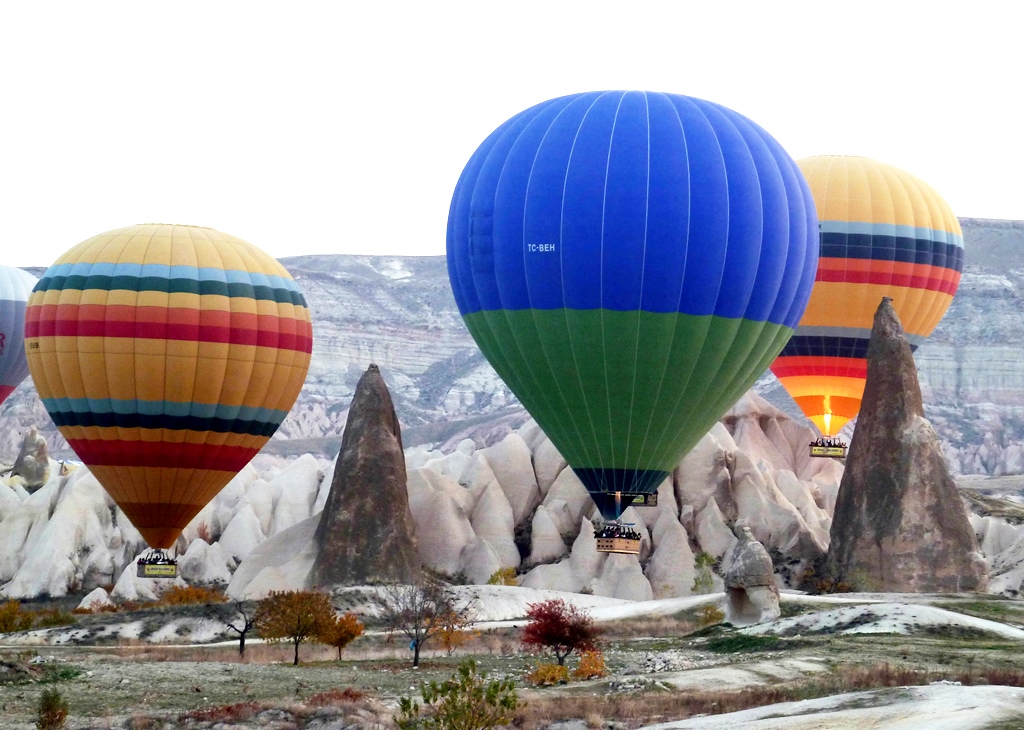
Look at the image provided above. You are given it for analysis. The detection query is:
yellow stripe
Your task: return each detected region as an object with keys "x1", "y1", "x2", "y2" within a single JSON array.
[
  {"x1": 27, "y1": 339, "x2": 310, "y2": 407},
  {"x1": 799, "y1": 282, "x2": 953, "y2": 336},
  {"x1": 775, "y1": 375, "x2": 866, "y2": 400},
  {"x1": 58, "y1": 425, "x2": 271, "y2": 450}
]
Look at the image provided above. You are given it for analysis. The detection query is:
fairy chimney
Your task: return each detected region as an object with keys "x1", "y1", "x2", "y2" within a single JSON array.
[{"x1": 826, "y1": 297, "x2": 987, "y2": 592}]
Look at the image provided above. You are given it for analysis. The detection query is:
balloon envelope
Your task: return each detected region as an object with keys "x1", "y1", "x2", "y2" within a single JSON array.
[
  {"x1": 770, "y1": 156, "x2": 963, "y2": 436},
  {"x1": 0, "y1": 266, "x2": 38, "y2": 406},
  {"x1": 447, "y1": 91, "x2": 819, "y2": 519},
  {"x1": 25, "y1": 224, "x2": 313, "y2": 548}
]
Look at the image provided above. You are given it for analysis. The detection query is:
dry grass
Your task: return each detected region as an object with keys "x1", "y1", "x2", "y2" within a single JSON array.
[
  {"x1": 598, "y1": 614, "x2": 697, "y2": 640},
  {"x1": 512, "y1": 662, "x2": 1024, "y2": 729}
]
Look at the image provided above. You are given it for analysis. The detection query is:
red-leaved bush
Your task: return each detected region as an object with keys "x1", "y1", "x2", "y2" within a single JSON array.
[{"x1": 521, "y1": 599, "x2": 600, "y2": 666}]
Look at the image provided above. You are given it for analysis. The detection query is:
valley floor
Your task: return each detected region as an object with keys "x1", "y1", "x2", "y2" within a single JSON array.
[{"x1": 4, "y1": 590, "x2": 1024, "y2": 729}]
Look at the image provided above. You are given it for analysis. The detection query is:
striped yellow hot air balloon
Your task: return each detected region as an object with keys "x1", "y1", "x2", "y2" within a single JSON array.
[
  {"x1": 24, "y1": 224, "x2": 312, "y2": 549},
  {"x1": 770, "y1": 156, "x2": 963, "y2": 436}
]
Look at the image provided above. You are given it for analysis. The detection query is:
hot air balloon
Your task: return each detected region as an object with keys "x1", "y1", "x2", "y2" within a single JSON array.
[
  {"x1": 769, "y1": 156, "x2": 963, "y2": 450},
  {"x1": 447, "y1": 91, "x2": 819, "y2": 552},
  {"x1": 0, "y1": 266, "x2": 38, "y2": 407},
  {"x1": 24, "y1": 224, "x2": 313, "y2": 574}
]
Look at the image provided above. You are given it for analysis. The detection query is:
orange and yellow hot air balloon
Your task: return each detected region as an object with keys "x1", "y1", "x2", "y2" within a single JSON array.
[
  {"x1": 24, "y1": 224, "x2": 313, "y2": 550},
  {"x1": 770, "y1": 156, "x2": 963, "y2": 436}
]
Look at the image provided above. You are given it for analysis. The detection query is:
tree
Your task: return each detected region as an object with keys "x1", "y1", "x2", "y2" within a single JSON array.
[
  {"x1": 437, "y1": 608, "x2": 478, "y2": 657},
  {"x1": 319, "y1": 612, "x2": 364, "y2": 660},
  {"x1": 374, "y1": 581, "x2": 472, "y2": 668},
  {"x1": 521, "y1": 599, "x2": 600, "y2": 666},
  {"x1": 210, "y1": 601, "x2": 257, "y2": 658},
  {"x1": 254, "y1": 590, "x2": 334, "y2": 666},
  {"x1": 397, "y1": 659, "x2": 518, "y2": 730}
]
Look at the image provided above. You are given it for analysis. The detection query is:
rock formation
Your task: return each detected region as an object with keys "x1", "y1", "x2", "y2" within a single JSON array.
[
  {"x1": 724, "y1": 525, "x2": 780, "y2": 625},
  {"x1": 826, "y1": 298, "x2": 988, "y2": 592},
  {"x1": 11, "y1": 426, "x2": 49, "y2": 489},
  {"x1": 310, "y1": 364, "x2": 421, "y2": 586}
]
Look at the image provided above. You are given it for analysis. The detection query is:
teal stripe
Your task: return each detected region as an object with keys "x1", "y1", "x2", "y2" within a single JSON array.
[{"x1": 42, "y1": 397, "x2": 289, "y2": 423}]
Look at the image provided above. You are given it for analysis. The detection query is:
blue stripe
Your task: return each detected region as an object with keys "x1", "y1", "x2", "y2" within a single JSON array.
[
  {"x1": 780, "y1": 335, "x2": 919, "y2": 359},
  {"x1": 448, "y1": 91, "x2": 818, "y2": 328},
  {"x1": 820, "y1": 233, "x2": 964, "y2": 270}
]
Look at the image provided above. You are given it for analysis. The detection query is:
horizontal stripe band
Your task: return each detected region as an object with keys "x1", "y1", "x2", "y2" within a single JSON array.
[
  {"x1": 793, "y1": 394, "x2": 861, "y2": 419},
  {"x1": 820, "y1": 220, "x2": 963, "y2": 247},
  {"x1": 42, "y1": 261, "x2": 304, "y2": 291},
  {"x1": 814, "y1": 257, "x2": 960, "y2": 295},
  {"x1": 35, "y1": 274, "x2": 307, "y2": 307},
  {"x1": 43, "y1": 396, "x2": 288, "y2": 421},
  {"x1": 771, "y1": 356, "x2": 867, "y2": 380},
  {"x1": 46, "y1": 408, "x2": 283, "y2": 436},
  {"x1": 67, "y1": 439, "x2": 259, "y2": 471},
  {"x1": 820, "y1": 233, "x2": 964, "y2": 270},
  {"x1": 789, "y1": 326, "x2": 926, "y2": 347},
  {"x1": 26, "y1": 310, "x2": 312, "y2": 353},
  {"x1": 780, "y1": 335, "x2": 919, "y2": 359}
]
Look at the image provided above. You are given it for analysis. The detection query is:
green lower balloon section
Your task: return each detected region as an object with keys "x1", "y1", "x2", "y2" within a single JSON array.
[{"x1": 464, "y1": 308, "x2": 792, "y2": 473}]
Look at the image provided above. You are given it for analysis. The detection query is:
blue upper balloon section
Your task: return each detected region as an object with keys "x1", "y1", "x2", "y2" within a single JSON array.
[
  {"x1": 447, "y1": 91, "x2": 819, "y2": 328},
  {"x1": 0, "y1": 265, "x2": 38, "y2": 392}
]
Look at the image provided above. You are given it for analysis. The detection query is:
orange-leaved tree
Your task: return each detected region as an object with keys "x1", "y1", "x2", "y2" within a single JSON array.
[
  {"x1": 436, "y1": 608, "x2": 478, "y2": 657},
  {"x1": 254, "y1": 590, "x2": 335, "y2": 666},
  {"x1": 521, "y1": 598, "x2": 600, "y2": 666},
  {"x1": 319, "y1": 612, "x2": 364, "y2": 660}
]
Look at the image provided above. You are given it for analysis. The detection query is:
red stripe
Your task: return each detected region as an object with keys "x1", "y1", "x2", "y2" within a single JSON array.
[
  {"x1": 25, "y1": 304, "x2": 313, "y2": 353},
  {"x1": 771, "y1": 356, "x2": 867, "y2": 380},
  {"x1": 66, "y1": 439, "x2": 259, "y2": 472},
  {"x1": 815, "y1": 265, "x2": 960, "y2": 295},
  {"x1": 0, "y1": 385, "x2": 15, "y2": 404}
]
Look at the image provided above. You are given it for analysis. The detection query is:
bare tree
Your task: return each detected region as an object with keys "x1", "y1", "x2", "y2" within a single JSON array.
[
  {"x1": 209, "y1": 601, "x2": 257, "y2": 658},
  {"x1": 374, "y1": 581, "x2": 473, "y2": 668}
]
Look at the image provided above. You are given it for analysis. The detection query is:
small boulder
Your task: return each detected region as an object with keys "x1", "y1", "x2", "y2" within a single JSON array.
[
  {"x1": 724, "y1": 525, "x2": 780, "y2": 626},
  {"x1": 11, "y1": 427, "x2": 50, "y2": 490}
]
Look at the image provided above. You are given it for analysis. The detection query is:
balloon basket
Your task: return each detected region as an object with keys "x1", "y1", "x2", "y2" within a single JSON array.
[
  {"x1": 594, "y1": 522, "x2": 642, "y2": 555},
  {"x1": 137, "y1": 550, "x2": 178, "y2": 579},
  {"x1": 595, "y1": 536, "x2": 641, "y2": 555},
  {"x1": 809, "y1": 439, "x2": 847, "y2": 459}
]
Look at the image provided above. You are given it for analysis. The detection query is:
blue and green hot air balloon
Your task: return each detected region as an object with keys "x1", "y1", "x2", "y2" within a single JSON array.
[{"x1": 447, "y1": 91, "x2": 818, "y2": 521}]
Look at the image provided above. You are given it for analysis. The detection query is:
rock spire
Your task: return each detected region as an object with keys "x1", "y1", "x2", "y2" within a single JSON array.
[
  {"x1": 826, "y1": 298, "x2": 987, "y2": 592},
  {"x1": 310, "y1": 364, "x2": 421, "y2": 586}
]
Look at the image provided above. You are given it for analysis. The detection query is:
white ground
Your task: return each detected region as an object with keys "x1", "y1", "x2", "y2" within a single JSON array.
[
  {"x1": 640, "y1": 683, "x2": 1024, "y2": 729},
  {"x1": 747, "y1": 601, "x2": 1024, "y2": 640}
]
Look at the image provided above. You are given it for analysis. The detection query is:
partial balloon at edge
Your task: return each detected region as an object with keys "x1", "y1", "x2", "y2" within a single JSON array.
[{"x1": 0, "y1": 265, "x2": 39, "y2": 408}]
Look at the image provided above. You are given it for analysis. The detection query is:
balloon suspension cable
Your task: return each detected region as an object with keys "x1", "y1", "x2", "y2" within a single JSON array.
[{"x1": 139, "y1": 548, "x2": 175, "y2": 565}]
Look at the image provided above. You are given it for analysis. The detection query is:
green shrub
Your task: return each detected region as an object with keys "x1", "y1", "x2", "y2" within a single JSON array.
[
  {"x1": 36, "y1": 687, "x2": 68, "y2": 730},
  {"x1": 397, "y1": 659, "x2": 519, "y2": 730},
  {"x1": 692, "y1": 553, "x2": 716, "y2": 594}
]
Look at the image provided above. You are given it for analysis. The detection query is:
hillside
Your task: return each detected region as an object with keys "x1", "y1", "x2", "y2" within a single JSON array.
[{"x1": 2, "y1": 218, "x2": 1024, "y2": 474}]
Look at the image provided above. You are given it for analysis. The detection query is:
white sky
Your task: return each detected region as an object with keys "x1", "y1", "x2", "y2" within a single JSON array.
[{"x1": 1, "y1": 2, "x2": 1018, "y2": 267}]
